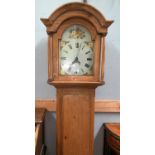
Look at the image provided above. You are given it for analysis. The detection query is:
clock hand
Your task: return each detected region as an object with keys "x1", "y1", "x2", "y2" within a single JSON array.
[
  {"x1": 72, "y1": 57, "x2": 81, "y2": 65},
  {"x1": 76, "y1": 58, "x2": 81, "y2": 64},
  {"x1": 68, "y1": 56, "x2": 81, "y2": 72},
  {"x1": 67, "y1": 58, "x2": 77, "y2": 72},
  {"x1": 67, "y1": 43, "x2": 82, "y2": 73},
  {"x1": 75, "y1": 43, "x2": 82, "y2": 64},
  {"x1": 69, "y1": 43, "x2": 81, "y2": 67},
  {"x1": 76, "y1": 43, "x2": 81, "y2": 57}
]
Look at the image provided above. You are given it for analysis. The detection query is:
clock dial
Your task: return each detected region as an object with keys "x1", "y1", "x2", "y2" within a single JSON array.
[{"x1": 59, "y1": 25, "x2": 94, "y2": 75}]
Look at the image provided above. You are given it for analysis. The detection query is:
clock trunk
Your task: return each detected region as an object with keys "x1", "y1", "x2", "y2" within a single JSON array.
[{"x1": 56, "y1": 87, "x2": 95, "y2": 155}]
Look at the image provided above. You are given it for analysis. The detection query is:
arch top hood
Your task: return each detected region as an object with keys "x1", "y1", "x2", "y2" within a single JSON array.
[{"x1": 41, "y1": 2, "x2": 113, "y2": 34}]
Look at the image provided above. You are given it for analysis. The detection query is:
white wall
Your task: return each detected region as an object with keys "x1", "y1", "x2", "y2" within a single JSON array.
[{"x1": 35, "y1": 0, "x2": 120, "y2": 155}]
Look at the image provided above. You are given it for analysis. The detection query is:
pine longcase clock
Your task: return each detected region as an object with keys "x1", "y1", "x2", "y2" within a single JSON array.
[{"x1": 41, "y1": 2, "x2": 113, "y2": 155}]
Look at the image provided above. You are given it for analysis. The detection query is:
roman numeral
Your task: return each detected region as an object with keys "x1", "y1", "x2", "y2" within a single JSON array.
[
  {"x1": 68, "y1": 44, "x2": 72, "y2": 49},
  {"x1": 85, "y1": 51, "x2": 90, "y2": 55},
  {"x1": 75, "y1": 42, "x2": 79, "y2": 48},
  {"x1": 87, "y1": 58, "x2": 92, "y2": 61},
  {"x1": 85, "y1": 63, "x2": 90, "y2": 68},
  {"x1": 61, "y1": 57, "x2": 66, "y2": 60}
]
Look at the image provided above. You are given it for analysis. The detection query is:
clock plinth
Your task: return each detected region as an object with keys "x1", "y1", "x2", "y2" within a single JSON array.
[{"x1": 41, "y1": 2, "x2": 113, "y2": 155}]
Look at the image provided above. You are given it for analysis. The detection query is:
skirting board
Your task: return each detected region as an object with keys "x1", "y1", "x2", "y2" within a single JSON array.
[{"x1": 35, "y1": 99, "x2": 120, "y2": 113}]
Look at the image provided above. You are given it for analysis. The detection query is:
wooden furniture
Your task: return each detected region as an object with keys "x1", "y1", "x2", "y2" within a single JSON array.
[
  {"x1": 41, "y1": 2, "x2": 113, "y2": 155},
  {"x1": 104, "y1": 123, "x2": 120, "y2": 155},
  {"x1": 35, "y1": 108, "x2": 46, "y2": 155}
]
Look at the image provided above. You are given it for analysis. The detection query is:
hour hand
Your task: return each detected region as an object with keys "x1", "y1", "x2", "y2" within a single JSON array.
[
  {"x1": 67, "y1": 57, "x2": 80, "y2": 72},
  {"x1": 72, "y1": 57, "x2": 81, "y2": 65}
]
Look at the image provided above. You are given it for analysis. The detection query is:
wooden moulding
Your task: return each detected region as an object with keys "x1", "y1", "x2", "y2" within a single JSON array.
[
  {"x1": 35, "y1": 99, "x2": 120, "y2": 113},
  {"x1": 41, "y1": 2, "x2": 113, "y2": 33}
]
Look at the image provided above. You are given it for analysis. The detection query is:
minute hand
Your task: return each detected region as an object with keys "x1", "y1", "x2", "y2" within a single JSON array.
[
  {"x1": 67, "y1": 56, "x2": 80, "y2": 72},
  {"x1": 76, "y1": 43, "x2": 82, "y2": 58},
  {"x1": 72, "y1": 57, "x2": 80, "y2": 65},
  {"x1": 71, "y1": 43, "x2": 81, "y2": 64}
]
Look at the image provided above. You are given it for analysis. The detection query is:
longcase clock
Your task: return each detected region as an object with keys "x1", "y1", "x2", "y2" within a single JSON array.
[{"x1": 41, "y1": 2, "x2": 113, "y2": 155}]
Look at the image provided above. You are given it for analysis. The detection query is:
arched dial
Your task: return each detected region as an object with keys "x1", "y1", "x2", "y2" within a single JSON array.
[{"x1": 59, "y1": 25, "x2": 94, "y2": 76}]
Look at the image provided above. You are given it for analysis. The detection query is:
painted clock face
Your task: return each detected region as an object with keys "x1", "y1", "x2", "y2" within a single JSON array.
[{"x1": 59, "y1": 25, "x2": 94, "y2": 76}]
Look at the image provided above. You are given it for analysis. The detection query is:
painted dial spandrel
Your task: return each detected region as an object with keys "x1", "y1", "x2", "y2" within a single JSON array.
[{"x1": 59, "y1": 25, "x2": 94, "y2": 76}]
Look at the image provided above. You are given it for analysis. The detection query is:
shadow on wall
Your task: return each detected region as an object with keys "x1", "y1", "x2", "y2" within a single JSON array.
[
  {"x1": 94, "y1": 125, "x2": 104, "y2": 155},
  {"x1": 45, "y1": 112, "x2": 56, "y2": 155},
  {"x1": 35, "y1": 38, "x2": 56, "y2": 99},
  {"x1": 96, "y1": 40, "x2": 120, "y2": 99}
]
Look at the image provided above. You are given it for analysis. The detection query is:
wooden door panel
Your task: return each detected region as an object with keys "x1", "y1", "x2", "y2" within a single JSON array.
[
  {"x1": 56, "y1": 88, "x2": 95, "y2": 155},
  {"x1": 63, "y1": 95, "x2": 90, "y2": 155}
]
